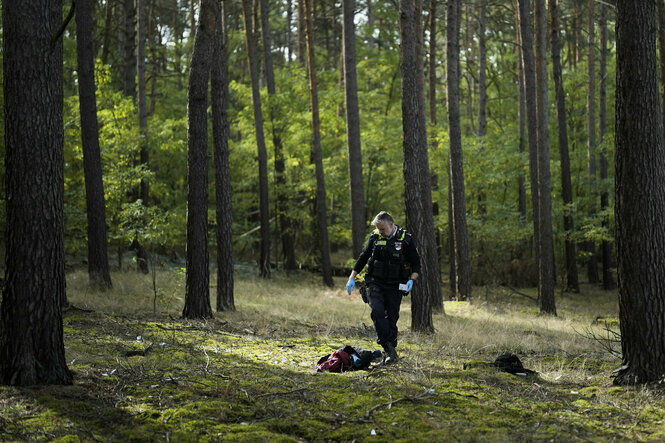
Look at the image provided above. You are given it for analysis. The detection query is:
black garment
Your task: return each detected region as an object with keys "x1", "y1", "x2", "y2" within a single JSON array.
[
  {"x1": 368, "y1": 282, "x2": 402, "y2": 347},
  {"x1": 352, "y1": 225, "x2": 421, "y2": 289}
]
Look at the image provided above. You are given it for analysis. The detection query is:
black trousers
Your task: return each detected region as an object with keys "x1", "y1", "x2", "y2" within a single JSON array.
[{"x1": 368, "y1": 282, "x2": 403, "y2": 348}]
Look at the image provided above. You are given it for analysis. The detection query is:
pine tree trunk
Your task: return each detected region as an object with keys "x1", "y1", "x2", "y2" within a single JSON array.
[
  {"x1": 549, "y1": 0, "x2": 579, "y2": 293},
  {"x1": 261, "y1": 0, "x2": 296, "y2": 270},
  {"x1": 342, "y1": 0, "x2": 366, "y2": 260},
  {"x1": 183, "y1": 0, "x2": 217, "y2": 320},
  {"x1": 477, "y1": 0, "x2": 487, "y2": 138},
  {"x1": 77, "y1": 0, "x2": 113, "y2": 290},
  {"x1": 446, "y1": 0, "x2": 471, "y2": 302},
  {"x1": 657, "y1": 0, "x2": 665, "y2": 138},
  {"x1": 516, "y1": 0, "x2": 540, "y2": 274},
  {"x1": 614, "y1": 0, "x2": 665, "y2": 385},
  {"x1": 516, "y1": 19, "x2": 527, "y2": 221},
  {"x1": 297, "y1": 0, "x2": 305, "y2": 65},
  {"x1": 122, "y1": 0, "x2": 136, "y2": 98},
  {"x1": 534, "y1": 0, "x2": 556, "y2": 315},
  {"x1": 586, "y1": 0, "x2": 599, "y2": 284},
  {"x1": 242, "y1": 0, "x2": 271, "y2": 278},
  {"x1": 138, "y1": 0, "x2": 149, "y2": 204},
  {"x1": 598, "y1": 4, "x2": 614, "y2": 291},
  {"x1": 212, "y1": 1, "x2": 235, "y2": 312},
  {"x1": 1, "y1": 0, "x2": 72, "y2": 385},
  {"x1": 304, "y1": 0, "x2": 334, "y2": 287}
]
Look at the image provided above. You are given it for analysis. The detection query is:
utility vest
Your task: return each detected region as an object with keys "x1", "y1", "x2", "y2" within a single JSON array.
[{"x1": 366, "y1": 227, "x2": 412, "y2": 284}]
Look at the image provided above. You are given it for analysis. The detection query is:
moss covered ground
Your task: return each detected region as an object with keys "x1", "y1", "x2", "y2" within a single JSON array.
[{"x1": 1, "y1": 270, "x2": 665, "y2": 441}]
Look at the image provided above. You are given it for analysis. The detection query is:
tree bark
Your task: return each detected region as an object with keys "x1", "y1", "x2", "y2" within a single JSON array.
[
  {"x1": 516, "y1": 14, "x2": 527, "y2": 221},
  {"x1": 586, "y1": 0, "x2": 599, "y2": 284},
  {"x1": 477, "y1": 0, "x2": 487, "y2": 138},
  {"x1": 342, "y1": 0, "x2": 366, "y2": 260},
  {"x1": 76, "y1": 0, "x2": 113, "y2": 290},
  {"x1": 304, "y1": 0, "x2": 334, "y2": 287},
  {"x1": 516, "y1": 0, "x2": 540, "y2": 275},
  {"x1": 122, "y1": 0, "x2": 136, "y2": 98},
  {"x1": 549, "y1": 0, "x2": 579, "y2": 293},
  {"x1": 183, "y1": 0, "x2": 217, "y2": 320},
  {"x1": 400, "y1": 0, "x2": 441, "y2": 330},
  {"x1": 658, "y1": 0, "x2": 665, "y2": 139},
  {"x1": 614, "y1": 0, "x2": 665, "y2": 385},
  {"x1": 261, "y1": 0, "x2": 296, "y2": 270},
  {"x1": 212, "y1": 0, "x2": 235, "y2": 312},
  {"x1": 446, "y1": 0, "x2": 471, "y2": 303},
  {"x1": 1, "y1": 0, "x2": 72, "y2": 385},
  {"x1": 138, "y1": 0, "x2": 149, "y2": 205},
  {"x1": 598, "y1": 4, "x2": 614, "y2": 291},
  {"x1": 242, "y1": 0, "x2": 271, "y2": 278},
  {"x1": 534, "y1": 0, "x2": 556, "y2": 315}
]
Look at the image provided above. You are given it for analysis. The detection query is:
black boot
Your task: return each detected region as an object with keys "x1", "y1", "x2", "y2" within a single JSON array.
[{"x1": 382, "y1": 342, "x2": 399, "y2": 365}]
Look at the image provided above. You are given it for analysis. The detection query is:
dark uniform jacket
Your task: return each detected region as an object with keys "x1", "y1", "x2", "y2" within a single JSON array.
[{"x1": 352, "y1": 225, "x2": 421, "y2": 288}]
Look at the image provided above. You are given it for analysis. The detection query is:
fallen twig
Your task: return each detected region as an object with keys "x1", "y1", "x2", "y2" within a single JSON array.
[
  {"x1": 364, "y1": 391, "x2": 433, "y2": 419},
  {"x1": 500, "y1": 284, "x2": 538, "y2": 302},
  {"x1": 255, "y1": 388, "x2": 308, "y2": 398}
]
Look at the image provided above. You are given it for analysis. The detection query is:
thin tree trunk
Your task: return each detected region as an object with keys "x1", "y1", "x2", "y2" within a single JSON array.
[
  {"x1": 183, "y1": 0, "x2": 218, "y2": 319},
  {"x1": 598, "y1": 4, "x2": 614, "y2": 291},
  {"x1": 304, "y1": 0, "x2": 334, "y2": 287},
  {"x1": 535, "y1": 0, "x2": 556, "y2": 315},
  {"x1": 549, "y1": 0, "x2": 579, "y2": 293},
  {"x1": 401, "y1": 0, "x2": 441, "y2": 330},
  {"x1": 367, "y1": 0, "x2": 375, "y2": 49},
  {"x1": 77, "y1": 0, "x2": 113, "y2": 289},
  {"x1": 446, "y1": 0, "x2": 471, "y2": 302},
  {"x1": 297, "y1": 0, "x2": 305, "y2": 64},
  {"x1": 586, "y1": 0, "x2": 599, "y2": 284},
  {"x1": 0, "y1": 0, "x2": 72, "y2": 385},
  {"x1": 138, "y1": 0, "x2": 149, "y2": 204},
  {"x1": 242, "y1": 0, "x2": 271, "y2": 278},
  {"x1": 517, "y1": 0, "x2": 540, "y2": 282},
  {"x1": 260, "y1": 0, "x2": 296, "y2": 270},
  {"x1": 212, "y1": 0, "x2": 235, "y2": 312},
  {"x1": 516, "y1": 14, "x2": 527, "y2": 221},
  {"x1": 614, "y1": 0, "x2": 665, "y2": 385},
  {"x1": 342, "y1": 0, "x2": 366, "y2": 260},
  {"x1": 100, "y1": 0, "x2": 113, "y2": 65},
  {"x1": 122, "y1": 0, "x2": 136, "y2": 98},
  {"x1": 428, "y1": 0, "x2": 437, "y2": 126},
  {"x1": 477, "y1": 0, "x2": 487, "y2": 137},
  {"x1": 658, "y1": 0, "x2": 665, "y2": 138}
]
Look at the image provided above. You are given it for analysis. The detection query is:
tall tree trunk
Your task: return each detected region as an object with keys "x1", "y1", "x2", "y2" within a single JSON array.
[
  {"x1": 100, "y1": 0, "x2": 113, "y2": 65},
  {"x1": 614, "y1": 0, "x2": 665, "y2": 385},
  {"x1": 549, "y1": 0, "x2": 579, "y2": 293},
  {"x1": 77, "y1": 0, "x2": 113, "y2": 289},
  {"x1": 477, "y1": 0, "x2": 487, "y2": 138},
  {"x1": 342, "y1": 0, "x2": 366, "y2": 260},
  {"x1": 304, "y1": 0, "x2": 334, "y2": 287},
  {"x1": 297, "y1": 0, "x2": 305, "y2": 64},
  {"x1": 586, "y1": 0, "x2": 599, "y2": 285},
  {"x1": 658, "y1": 0, "x2": 665, "y2": 138},
  {"x1": 286, "y1": 0, "x2": 293, "y2": 62},
  {"x1": 242, "y1": 0, "x2": 271, "y2": 278},
  {"x1": 261, "y1": 0, "x2": 296, "y2": 270},
  {"x1": 367, "y1": 0, "x2": 375, "y2": 49},
  {"x1": 534, "y1": 0, "x2": 556, "y2": 315},
  {"x1": 598, "y1": 4, "x2": 614, "y2": 291},
  {"x1": 428, "y1": 0, "x2": 444, "y2": 310},
  {"x1": 183, "y1": 0, "x2": 218, "y2": 319},
  {"x1": 516, "y1": 15, "x2": 527, "y2": 221},
  {"x1": 0, "y1": 0, "x2": 72, "y2": 385},
  {"x1": 122, "y1": 0, "x2": 136, "y2": 98},
  {"x1": 517, "y1": 0, "x2": 540, "y2": 273},
  {"x1": 138, "y1": 0, "x2": 149, "y2": 204},
  {"x1": 212, "y1": 0, "x2": 235, "y2": 312},
  {"x1": 401, "y1": 0, "x2": 441, "y2": 331},
  {"x1": 446, "y1": 0, "x2": 471, "y2": 302}
]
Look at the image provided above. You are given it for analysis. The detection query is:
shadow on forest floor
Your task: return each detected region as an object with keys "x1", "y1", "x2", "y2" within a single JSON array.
[{"x1": 1, "y1": 277, "x2": 664, "y2": 442}]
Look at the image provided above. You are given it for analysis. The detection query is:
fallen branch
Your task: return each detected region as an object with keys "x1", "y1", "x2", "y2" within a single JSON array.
[
  {"x1": 500, "y1": 284, "x2": 538, "y2": 302},
  {"x1": 364, "y1": 391, "x2": 432, "y2": 419},
  {"x1": 255, "y1": 388, "x2": 308, "y2": 398}
]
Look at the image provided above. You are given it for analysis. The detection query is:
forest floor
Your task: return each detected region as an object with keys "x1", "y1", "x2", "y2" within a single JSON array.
[{"x1": 1, "y1": 268, "x2": 664, "y2": 442}]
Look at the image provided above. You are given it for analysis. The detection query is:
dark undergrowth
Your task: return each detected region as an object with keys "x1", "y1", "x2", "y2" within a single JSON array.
[{"x1": 1, "y1": 271, "x2": 664, "y2": 442}]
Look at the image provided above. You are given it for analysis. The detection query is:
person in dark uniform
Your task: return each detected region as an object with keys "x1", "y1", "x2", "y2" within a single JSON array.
[{"x1": 345, "y1": 211, "x2": 421, "y2": 364}]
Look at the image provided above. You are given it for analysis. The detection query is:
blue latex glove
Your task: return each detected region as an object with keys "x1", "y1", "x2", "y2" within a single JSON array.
[
  {"x1": 346, "y1": 277, "x2": 355, "y2": 294},
  {"x1": 405, "y1": 279, "x2": 414, "y2": 293}
]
